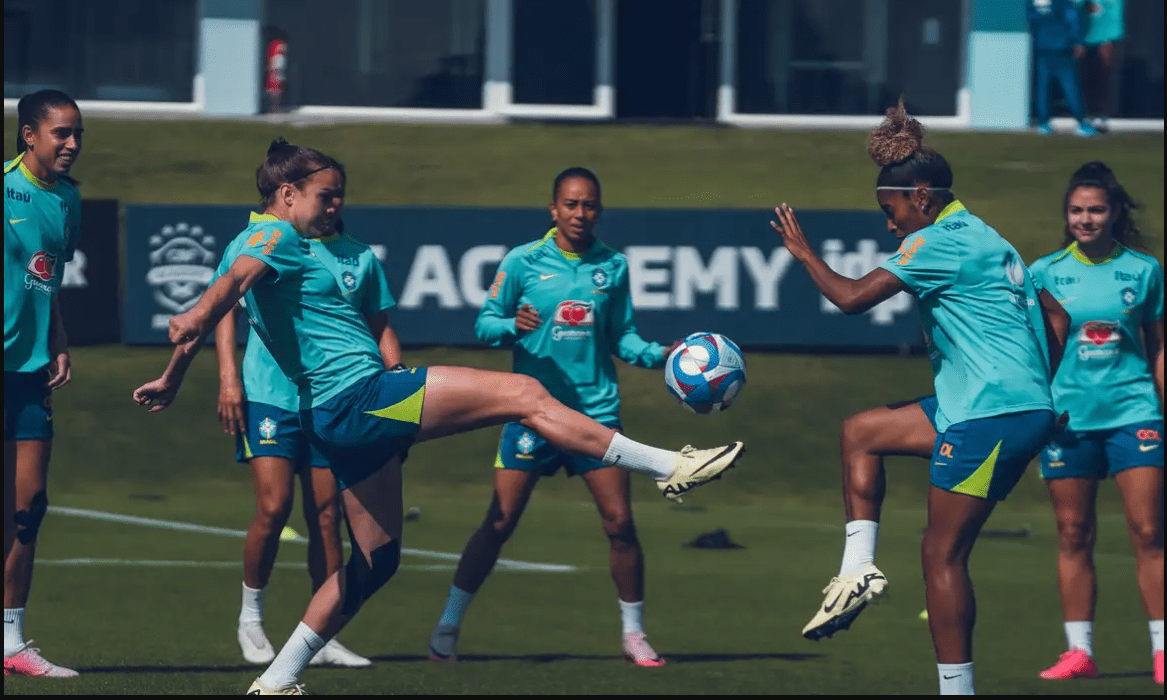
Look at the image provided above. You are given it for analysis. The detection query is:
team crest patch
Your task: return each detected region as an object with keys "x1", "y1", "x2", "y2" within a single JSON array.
[
  {"x1": 592, "y1": 268, "x2": 608, "y2": 290},
  {"x1": 1120, "y1": 287, "x2": 1137, "y2": 311},
  {"x1": 342, "y1": 271, "x2": 357, "y2": 292},
  {"x1": 1045, "y1": 444, "x2": 1064, "y2": 466},
  {"x1": 517, "y1": 432, "x2": 536, "y2": 455},
  {"x1": 259, "y1": 417, "x2": 278, "y2": 440}
]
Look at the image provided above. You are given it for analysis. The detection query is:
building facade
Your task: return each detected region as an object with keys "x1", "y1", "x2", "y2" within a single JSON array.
[{"x1": 4, "y1": 0, "x2": 1163, "y2": 129}]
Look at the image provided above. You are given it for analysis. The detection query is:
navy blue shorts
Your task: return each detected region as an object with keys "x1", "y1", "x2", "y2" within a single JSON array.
[
  {"x1": 300, "y1": 368, "x2": 428, "y2": 490},
  {"x1": 4, "y1": 370, "x2": 53, "y2": 441},
  {"x1": 1040, "y1": 420, "x2": 1164, "y2": 479},
  {"x1": 918, "y1": 396, "x2": 1055, "y2": 501},
  {"x1": 494, "y1": 420, "x2": 621, "y2": 477},
  {"x1": 235, "y1": 401, "x2": 328, "y2": 469}
]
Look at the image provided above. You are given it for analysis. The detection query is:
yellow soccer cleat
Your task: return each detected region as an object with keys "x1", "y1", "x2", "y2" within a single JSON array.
[
  {"x1": 658, "y1": 442, "x2": 744, "y2": 503},
  {"x1": 802, "y1": 563, "x2": 888, "y2": 641}
]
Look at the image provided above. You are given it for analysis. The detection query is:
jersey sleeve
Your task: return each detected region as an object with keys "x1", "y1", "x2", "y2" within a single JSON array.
[
  {"x1": 606, "y1": 258, "x2": 667, "y2": 369},
  {"x1": 62, "y1": 185, "x2": 82, "y2": 263},
  {"x1": 1027, "y1": 257, "x2": 1051, "y2": 296},
  {"x1": 235, "y1": 223, "x2": 301, "y2": 282},
  {"x1": 474, "y1": 249, "x2": 523, "y2": 347},
  {"x1": 359, "y1": 252, "x2": 396, "y2": 317},
  {"x1": 878, "y1": 228, "x2": 957, "y2": 299},
  {"x1": 1146, "y1": 260, "x2": 1164, "y2": 323}
]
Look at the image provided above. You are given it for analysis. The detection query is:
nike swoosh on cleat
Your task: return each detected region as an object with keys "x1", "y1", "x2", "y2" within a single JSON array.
[
  {"x1": 822, "y1": 592, "x2": 844, "y2": 613},
  {"x1": 689, "y1": 445, "x2": 738, "y2": 476}
]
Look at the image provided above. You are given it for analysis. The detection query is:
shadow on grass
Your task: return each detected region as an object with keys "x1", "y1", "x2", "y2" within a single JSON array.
[
  {"x1": 74, "y1": 663, "x2": 261, "y2": 674},
  {"x1": 372, "y1": 652, "x2": 823, "y2": 664},
  {"x1": 1095, "y1": 670, "x2": 1154, "y2": 680}
]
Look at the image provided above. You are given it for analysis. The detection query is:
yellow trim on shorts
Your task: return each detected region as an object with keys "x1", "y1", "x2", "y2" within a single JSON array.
[
  {"x1": 950, "y1": 440, "x2": 1002, "y2": 499},
  {"x1": 242, "y1": 434, "x2": 254, "y2": 460},
  {"x1": 493, "y1": 443, "x2": 506, "y2": 469},
  {"x1": 364, "y1": 386, "x2": 426, "y2": 424}
]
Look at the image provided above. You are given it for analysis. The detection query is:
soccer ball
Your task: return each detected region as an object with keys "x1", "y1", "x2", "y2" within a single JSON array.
[{"x1": 664, "y1": 332, "x2": 747, "y2": 414}]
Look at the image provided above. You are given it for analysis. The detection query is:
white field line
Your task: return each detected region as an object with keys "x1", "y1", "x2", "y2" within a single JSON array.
[{"x1": 48, "y1": 506, "x2": 579, "y2": 573}]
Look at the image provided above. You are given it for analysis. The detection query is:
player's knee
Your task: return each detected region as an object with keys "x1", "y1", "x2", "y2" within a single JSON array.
[
  {"x1": 920, "y1": 531, "x2": 964, "y2": 570},
  {"x1": 840, "y1": 412, "x2": 877, "y2": 455},
  {"x1": 13, "y1": 491, "x2": 48, "y2": 546},
  {"x1": 485, "y1": 509, "x2": 523, "y2": 541},
  {"x1": 340, "y1": 539, "x2": 401, "y2": 616},
  {"x1": 1055, "y1": 517, "x2": 1094, "y2": 553},
  {"x1": 312, "y1": 497, "x2": 341, "y2": 532},
  {"x1": 255, "y1": 489, "x2": 294, "y2": 529},
  {"x1": 511, "y1": 375, "x2": 553, "y2": 417},
  {"x1": 600, "y1": 509, "x2": 636, "y2": 543},
  {"x1": 1127, "y1": 520, "x2": 1163, "y2": 554}
]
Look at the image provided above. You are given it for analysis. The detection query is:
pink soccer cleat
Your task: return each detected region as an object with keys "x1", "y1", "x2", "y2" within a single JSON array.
[
  {"x1": 1039, "y1": 648, "x2": 1098, "y2": 680},
  {"x1": 1154, "y1": 650, "x2": 1163, "y2": 685},
  {"x1": 623, "y1": 632, "x2": 665, "y2": 667},
  {"x1": 3, "y1": 642, "x2": 79, "y2": 678}
]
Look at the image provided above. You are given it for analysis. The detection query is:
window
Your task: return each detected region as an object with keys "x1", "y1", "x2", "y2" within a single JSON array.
[{"x1": 511, "y1": 0, "x2": 597, "y2": 105}]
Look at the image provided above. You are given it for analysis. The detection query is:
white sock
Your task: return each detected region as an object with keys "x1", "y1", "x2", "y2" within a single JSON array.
[
  {"x1": 258, "y1": 621, "x2": 327, "y2": 689},
  {"x1": 1064, "y1": 620, "x2": 1094, "y2": 656},
  {"x1": 938, "y1": 661, "x2": 975, "y2": 695},
  {"x1": 602, "y1": 433, "x2": 675, "y2": 480},
  {"x1": 839, "y1": 520, "x2": 878, "y2": 575},
  {"x1": 1151, "y1": 620, "x2": 1164, "y2": 654},
  {"x1": 620, "y1": 600, "x2": 645, "y2": 635},
  {"x1": 240, "y1": 583, "x2": 265, "y2": 624},
  {"x1": 4, "y1": 608, "x2": 26, "y2": 656}
]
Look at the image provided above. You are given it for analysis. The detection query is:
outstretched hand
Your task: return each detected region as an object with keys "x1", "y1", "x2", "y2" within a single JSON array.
[
  {"x1": 770, "y1": 203, "x2": 815, "y2": 263},
  {"x1": 133, "y1": 376, "x2": 179, "y2": 413},
  {"x1": 515, "y1": 304, "x2": 542, "y2": 334}
]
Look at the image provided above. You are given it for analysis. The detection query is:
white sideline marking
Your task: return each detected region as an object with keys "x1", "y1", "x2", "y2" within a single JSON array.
[
  {"x1": 38, "y1": 558, "x2": 457, "y2": 572},
  {"x1": 48, "y1": 506, "x2": 579, "y2": 573}
]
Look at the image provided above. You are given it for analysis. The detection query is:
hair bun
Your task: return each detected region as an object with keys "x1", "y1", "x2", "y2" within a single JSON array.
[
  {"x1": 867, "y1": 99, "x2": 925, "y2": 168},
  {"x1": 1070, "y1": 160, "x2": 1115, "y2": 185},
  {"x1": 267, "y1": 137, "x2": 291, "y2": 156}
]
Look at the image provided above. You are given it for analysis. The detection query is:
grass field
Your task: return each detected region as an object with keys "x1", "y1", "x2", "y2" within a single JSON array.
[{"x1": 1, "y1": 121, "x2": 1163, "y2": 694}]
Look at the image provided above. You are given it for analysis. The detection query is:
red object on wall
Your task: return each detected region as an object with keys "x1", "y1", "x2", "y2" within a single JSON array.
[{"x1": 266, "y1": 39, "x2": 287, "y2": 95}]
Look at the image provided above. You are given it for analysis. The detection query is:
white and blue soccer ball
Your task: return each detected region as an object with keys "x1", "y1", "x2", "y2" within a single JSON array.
[{"x1": 664, "y1": 332, "x2": 747, "y2": 415}]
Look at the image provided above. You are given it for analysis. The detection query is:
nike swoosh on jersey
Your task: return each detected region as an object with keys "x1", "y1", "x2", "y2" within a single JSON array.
[
  {"x1": 1139, "y1": 444, "x2": 1158, "y2": 452},
  {"x1": 539, "y1": 274, "x2": 557, "y2": 281},
  {"x1": 9, "y1": 218, "x2": 27, "y2": 225}
]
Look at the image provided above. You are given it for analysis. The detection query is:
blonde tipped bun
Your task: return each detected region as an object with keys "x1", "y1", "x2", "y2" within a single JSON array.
[{"x1": 867, "y1": 99, "x2": 926, "y2": 168}]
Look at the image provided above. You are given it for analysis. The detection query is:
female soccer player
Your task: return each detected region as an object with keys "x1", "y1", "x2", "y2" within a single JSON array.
[
  {"x1": 132, "y1": 139, "x2": 743, "y2": 694},
  {"x1": 427, "y1": 168, "x2": 676, "y2": 666},
  {"x1": 217, "y1": 217, "x2": 396, "y2": 668},
  {"x1": 4, "y1": 89, "x2": 83, "y2": 678},
  {"x1": 1029, "y1": 162, "x2": 1163, "y2": 684},
  {"x1": 770, "y1": 103, "x2": 1068, "y2": 695}
]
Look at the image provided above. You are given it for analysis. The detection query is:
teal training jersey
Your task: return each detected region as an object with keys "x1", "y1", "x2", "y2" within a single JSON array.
[
  {"x1": 232, "y1": 230, "x2": 396, "y2": 413},
  {"x1": 477, "y1": 229, "x2": 667, "y2": 424},
  {"x1": 1030, "y1": 242, "x2": 1162, "y2": 431},
  {"x1": 4, "y1": 158, "x2": 82, "y2": 373},
  {"x1": 1081, "y1": 0, "x2": 1124, "y2": 45},
  {"x1": 880, "y1": 201, "x2": 1053, "y2": 432},
  {"x1": 217, "y1": 213, "x2": 385, "y2": 408}
]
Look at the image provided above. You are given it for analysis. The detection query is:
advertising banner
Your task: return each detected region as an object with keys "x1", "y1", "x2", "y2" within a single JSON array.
[
  {"x1": 125, "y1": 204, "x2": 921, "y2": 349},
  {"x1": 59, "y1": 199, "x2": 121, "y2": 345}
]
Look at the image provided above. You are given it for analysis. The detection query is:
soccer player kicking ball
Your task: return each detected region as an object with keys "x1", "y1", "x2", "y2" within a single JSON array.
[
  {"x1": 1030, "y1": 162, "x2": 1164, "y2": 684},
  {"x1": 133, "y1": 139, "x2": 744, "y2": 695},
  {"x1": 428, "y1": 168, "x2": 680, "y2": 667},
  {"x1": 4, "y1": 90, "x2": 84, "y2": 679},
  {"x1": 771, "y1": 101, "x2": 1069, "y2": 695}
]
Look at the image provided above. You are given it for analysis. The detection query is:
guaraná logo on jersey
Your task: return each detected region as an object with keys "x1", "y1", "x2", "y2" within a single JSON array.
[
  {"x1": 1120, "y1": 287, "x2": 1137, "y2": 311},
  {"x1": 147, "y1": 222, "x2": 217, "y2": 329},
  {"x1": 341, "y1": 270, "x2": 358, "y2": 292},
  {"x1": 24, "y1": 251, "x2": 57, "y2": 293},
  {"x1": 1077, "y1": 320, "x2": 1121, "y2": 360},
  {"x1": 551, "y1": 300, "x2": 594, "y2": 341}
]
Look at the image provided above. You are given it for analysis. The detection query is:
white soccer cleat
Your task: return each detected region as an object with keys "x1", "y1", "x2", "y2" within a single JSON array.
[
  {"x1": 238, "y1": 622, "x2": 277, "y2": 664},
  {"x1": 2, "y1": 642, "x2": 79, "y2": 677},
  {"x1": 308, "y1": 638, "x2": 371, "y2": 667},
  {"x1": 802, "y1": 563, "x2": 888, "y2": 641},
  {"x1": 247, "y1": 678, "x2": 307, "y2": 695},
  {"x1": 658, "y1": 442, "x2": 744, "y2": 503}
]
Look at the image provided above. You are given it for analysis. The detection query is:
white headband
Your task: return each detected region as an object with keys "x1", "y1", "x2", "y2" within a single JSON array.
[{"x1": 875, "y1": 186, "x2": 950, "y2": 192}]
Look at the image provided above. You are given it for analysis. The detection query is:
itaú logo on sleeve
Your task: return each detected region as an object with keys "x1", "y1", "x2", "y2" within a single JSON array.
[
  {"x1": 1077, "y1": 320, "x2": 1121, "y2": 360},
  {"x1": 551, "y1": 300, "x2": 593, "y2": 341}
]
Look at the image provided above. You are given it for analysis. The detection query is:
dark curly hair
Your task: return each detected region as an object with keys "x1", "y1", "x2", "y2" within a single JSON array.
[
  {"x1": 867, "y1": 99, "x2": 953, "y2": 192},
  {"x1": 1061, "y1": 161, "x2": 1145, "y2": 251}
]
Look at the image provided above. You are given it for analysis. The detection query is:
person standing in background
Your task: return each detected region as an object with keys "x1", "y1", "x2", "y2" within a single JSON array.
[
  {"x1": 1028, "y1": 0, "x2": 1099, "y2": 137},
  {"x1": 1076, "y1": 0, "x2": 1125, "y2": 133},
  {"x1": 265, "y1": 28, "x2": 288, "y2": 115}
]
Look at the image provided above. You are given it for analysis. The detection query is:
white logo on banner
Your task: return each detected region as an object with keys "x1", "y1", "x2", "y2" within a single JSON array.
[
  {"x1": 146, "y1": 223, "x2": 217, "y2": 329},
  {"x1": 61, "y1": 251, "x2": 88, "y2": 288}
]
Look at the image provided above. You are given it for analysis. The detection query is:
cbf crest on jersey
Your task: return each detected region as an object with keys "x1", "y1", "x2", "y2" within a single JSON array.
[
  {"x1": 517, "y1": 431, "x2": 536, "y2": 458},
  {"x1": 591, "y1": 267, "x2": 609, "y2": 291},
  {"x1": 259, "y1": 417, "x2": 278, "y2": 444},
  {"x1": 146, "y1": 223, "x2": 217, "y2": 329},
  {"x1": 342, "y1": 270, "x2": 358, "y2": 293},
  {"x1": 1045, "y1": 443, "x2": 1064, "y2": 467},
  {"x1": 1121, "y1": 286, "x2": 1137, "y2": 312}
]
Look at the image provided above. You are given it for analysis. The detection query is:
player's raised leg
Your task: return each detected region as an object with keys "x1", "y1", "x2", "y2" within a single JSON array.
[
  {"x1": 429, "y1": 468, "x2": 540, "y2": 661},
  {"x1": 803, "y1": 398, "x2": 935, "y2": 641},
  {"x1": 580, "y1": 467, "x2": 663, "y2": 667},
  {"x1": 4, "y1": 439, "x2": 76, "y2": 678},
  {"x1": 416, "y1": 366, "x2": 743, "y2": 501}
]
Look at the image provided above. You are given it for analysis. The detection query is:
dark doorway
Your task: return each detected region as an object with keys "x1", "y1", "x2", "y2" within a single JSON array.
[{"x1": 615, "y1": 0, "x2": 720, "y2": 120}]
